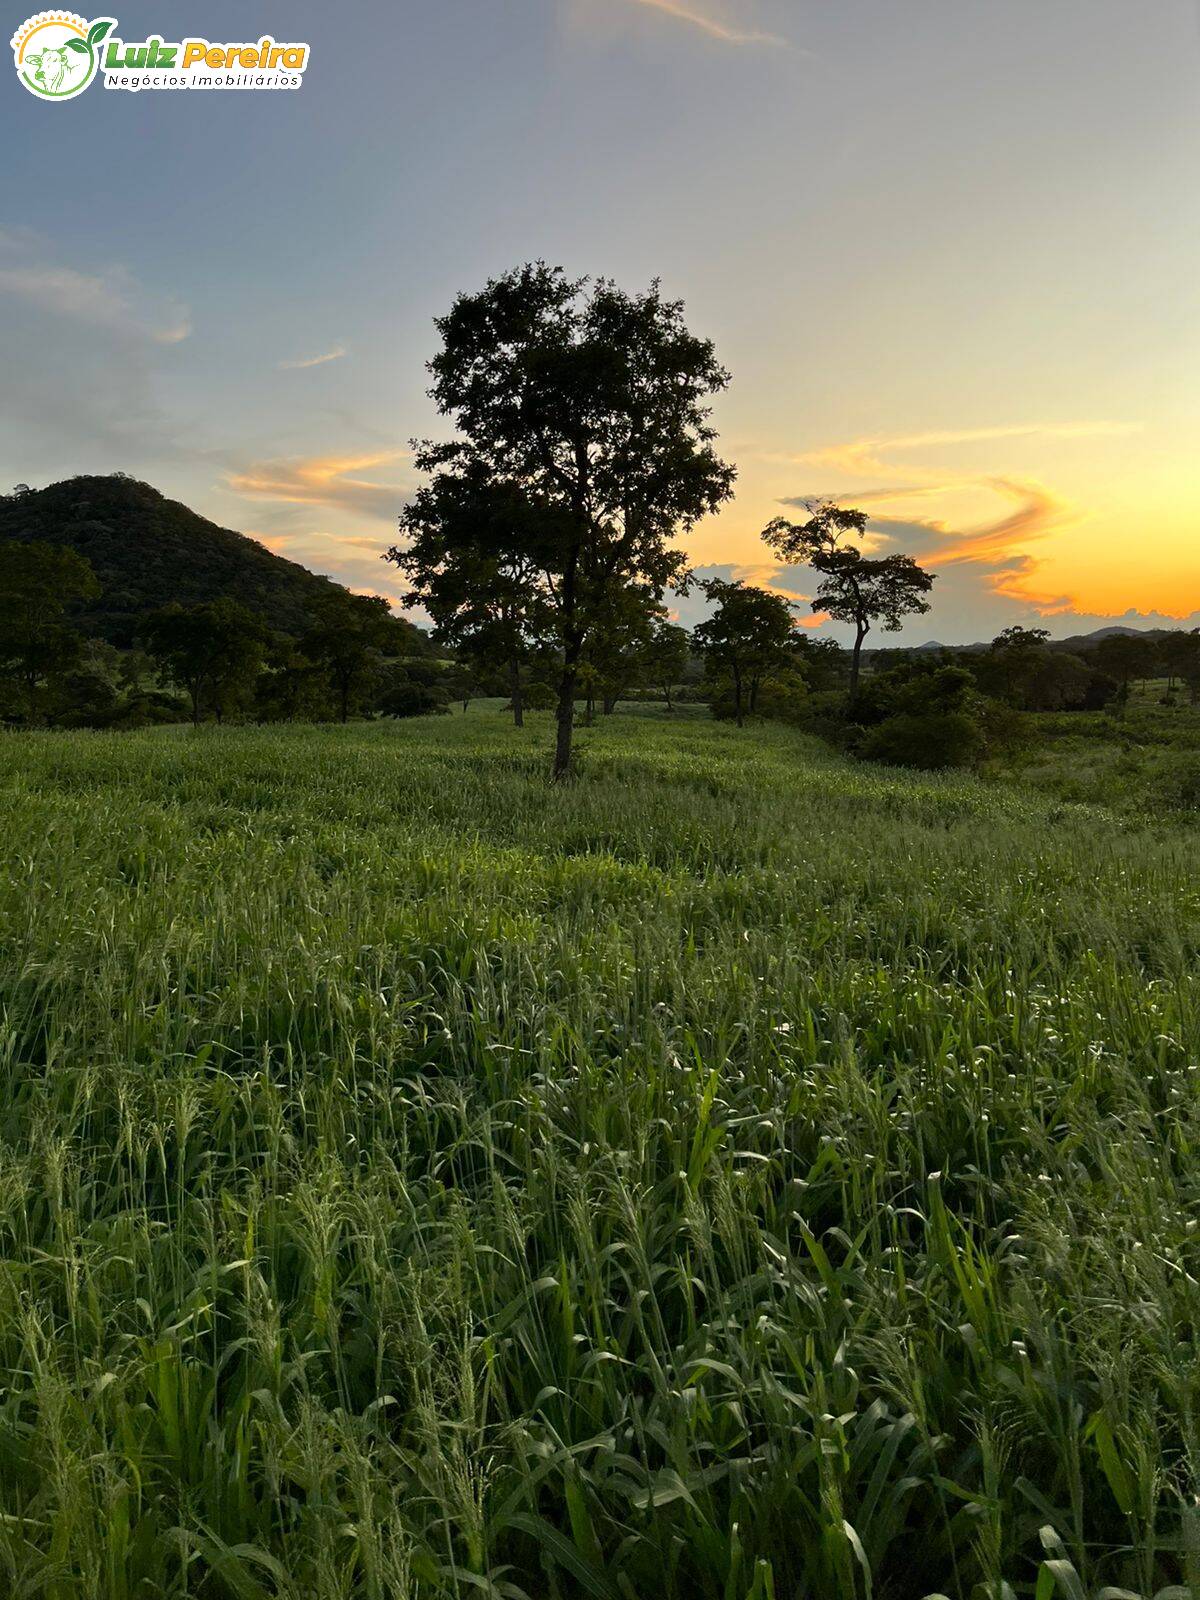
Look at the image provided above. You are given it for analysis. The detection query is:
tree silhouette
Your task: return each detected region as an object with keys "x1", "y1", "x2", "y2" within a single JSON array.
[
  {"x1": 763, "y1": 501, "x2": 934, "y2": 698},
  {"x1": 302, "y1": 591, "x2": 399, "y2": 724},
  {"x1": 693, "y1": 578, "x2": 796, "y2": 727},
  {"x1": 395, "y1": 263, "x2": 735, "y2": 778}
]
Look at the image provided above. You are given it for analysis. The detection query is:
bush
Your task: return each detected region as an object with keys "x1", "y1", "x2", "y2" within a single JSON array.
[
  {"x1": 860, "y1": 709, "x2": 983, "y2": 770},
  {"x1": 377, "y1": 681, "x2": 450, "y2": 719},
  {"x1": 520, "y1": 680, "x2": 557, "y2": 711},
  {"x1": 1153, "y1": 753, "x2": 1200, "y2": 811},
  {"x1": 709, "y1": 668, "x2": 808, "y2": 725}
]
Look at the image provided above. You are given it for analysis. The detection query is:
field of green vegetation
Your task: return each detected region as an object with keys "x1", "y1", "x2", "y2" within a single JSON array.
[
  {"x1": 994, "y1": 683, "x2": 1200, "y2": 818},
  {"x1": 1, "y1": 710, "x2": 1198, "y2": 1599}
]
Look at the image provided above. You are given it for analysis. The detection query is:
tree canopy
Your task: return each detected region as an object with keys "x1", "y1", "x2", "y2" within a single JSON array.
[
  {"x1": 763, "y1": 500, "x2": 935, "y2": 696},
  {"x1": 693, "y1": 578, "x2": 797, "y2": 727},
  {"x1": 389, "y1": 263, "x2": 735, "y2": 776}
]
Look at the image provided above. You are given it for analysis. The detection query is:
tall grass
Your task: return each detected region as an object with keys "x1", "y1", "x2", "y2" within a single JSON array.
[{"x1": 0, "y1": 711, "x2": 1197, "y2": 1598}]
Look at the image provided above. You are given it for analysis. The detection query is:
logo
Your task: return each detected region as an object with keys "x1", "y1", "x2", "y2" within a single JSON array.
[
  {"x1": 11, "y1": 14, "x2": 310, "y2": 97},
  {"x1": 11, "y1": 12, "x2": 114, "y2": 99}
]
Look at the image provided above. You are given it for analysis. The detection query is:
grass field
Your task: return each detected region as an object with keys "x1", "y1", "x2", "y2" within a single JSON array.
[
  {"x1": 993, "y1": 681, "x2": 1200, "y2": 817},
  {"x1": 1, "y1": 710, "x2": 1198, "y2": 1599}
]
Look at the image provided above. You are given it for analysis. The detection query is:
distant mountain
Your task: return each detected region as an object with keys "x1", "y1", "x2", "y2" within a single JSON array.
[
  {"x1": 879, "y1": 624, "x2": 1185, "y2": 658},
  {"x1": 0, "y1": 475, "x2": 422, "y2": 649}
]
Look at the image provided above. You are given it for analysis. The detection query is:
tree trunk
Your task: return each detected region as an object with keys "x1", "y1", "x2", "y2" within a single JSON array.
[
  {"x1": 553, "y1": 538, "x2": 583, "y2": 781},
  {"x1": 340, "y1": 676, "x2": 349, "y2": 724},
  {"x1": 663, "y1": 683, "x2": 674, "y2": 712},
  {"x1": 849, "y1": 623, "x2": 869, "y2": 700},
  {"x1": 509, "y1": 657, "x2": 524, "y2": 728},
  {"x1": 734, "y1": 668, "x2": 744, "y2": 728},
  {"x1": 553, "y1": 666, "x2": 576, "y2": 780},
  {"x1": 602, "y1": 692, "x2": 617, "y2": 715}
]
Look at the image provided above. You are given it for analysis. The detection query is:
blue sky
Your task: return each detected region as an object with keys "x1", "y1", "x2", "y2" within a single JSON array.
[{"x1": 3, "y1": 0, "x2": 1198, "y2": 642}]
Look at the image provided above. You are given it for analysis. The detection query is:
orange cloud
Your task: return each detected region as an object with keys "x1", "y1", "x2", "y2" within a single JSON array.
[
  {"x1": 226, "y1": 450, "x2": 408, "y2": 522},
  {"x1": 782, "y1": 423, "x2": 1144, "y2": 613}
]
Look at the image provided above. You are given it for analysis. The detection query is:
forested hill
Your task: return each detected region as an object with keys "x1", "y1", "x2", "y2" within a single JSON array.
[{"x1": 0, "y1": 475, "x2": 420, "y2": 647}]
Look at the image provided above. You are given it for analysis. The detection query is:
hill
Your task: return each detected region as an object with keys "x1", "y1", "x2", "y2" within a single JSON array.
[
  {"x1": 894, "y1": 624, "x2": 1179, "y2": 657},
  {"x1": 0, "y1": 474, "x2": 421, "y2": 648}
]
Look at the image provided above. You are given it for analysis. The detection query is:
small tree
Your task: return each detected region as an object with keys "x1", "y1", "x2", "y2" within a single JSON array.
[
  {"x1": 389, "y1": 264, "x2": 735, "y2": 779},
  {"x1": 0, "y1": 542, "x2": 99, "y2": 725},
  {"x1": 642, "y1": 619, "x2": 690, "y2": 711},
  {"x1": 142, "y1": 598, "x2": 266, "y2": 726},
  {"x1": 583, "y1": 585, "x2": 662, "y2": 715},
  {"x1": 302, "y1": 591, "x2": 399, "y2": 724},
  {"x1": 693, "y1": 578, "x2": 796, "y2": 727},
  {"x1": 763, "y1": 501, "x2": 935, "y2": 698}
]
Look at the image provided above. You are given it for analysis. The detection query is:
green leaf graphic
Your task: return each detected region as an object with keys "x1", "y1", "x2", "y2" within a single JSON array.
[
  {"x1": 66, "y1": 37, "x2": 89, "y2": 53},
  {"x1": 87, "y1": 19, "x2": 113, "y2": 45}
]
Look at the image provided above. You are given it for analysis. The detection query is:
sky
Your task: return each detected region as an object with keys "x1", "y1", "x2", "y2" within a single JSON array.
[{"x1": 2, "y1": 0, "x2": 1198, "y2": 644}]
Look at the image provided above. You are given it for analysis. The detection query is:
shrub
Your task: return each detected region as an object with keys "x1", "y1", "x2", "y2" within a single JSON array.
[
  {"x1": 520, "y1": 680, "x2": 557, "y2": 710},
  {"x1": 860, "y1": 708, "x2": 983, "y2": 769},
  {"x1": 377, "y1": 680, "x2": 450, "y2": 718}
]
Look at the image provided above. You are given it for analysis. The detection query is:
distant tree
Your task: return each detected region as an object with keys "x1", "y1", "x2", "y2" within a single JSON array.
[
  {"x1": 1158, "y1": 629, "x2": 1200, "y2": 694},
  {"x1": 0, "y1": 541, "x2": 99, "y2": 725},
  {"x1": 390, "y1": 263, "x2": 735, "y2": 778},
  {"x1": 584, "y1": 586, "x2": 662, "y2": 715},
  {"x1": 1095, "y1": 633, "x2": 1159, "y2": 694},
  {"x1": 642, "y1": 619, "x2": 691, "y2": 711},
  {"x1": 255, "y1": 633, "x2": 331, "y2": 723},
  {"x1": 789, "y1": 632, "x2": 845, "y2": 691},
  {"x1": 142, "y1": 598, "x2": 266, "y2": 726},
  {"x1": 1178, "y1": 631, "x2": 1200, "y2": 704},
  {"x1": 763, "y1": 501, "x2": 935, "y2": 699},
  {"x1": 302, "y1": 591, "x2": 399, "y2": 724},
  {"x1": 693, "y1": 578, "x2": 796, "y2": 727}
]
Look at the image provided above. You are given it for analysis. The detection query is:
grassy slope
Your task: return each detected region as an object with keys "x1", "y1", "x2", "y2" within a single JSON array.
[{"x1": 1, "y1": 711, "x2": 1198, "y2": 1599}]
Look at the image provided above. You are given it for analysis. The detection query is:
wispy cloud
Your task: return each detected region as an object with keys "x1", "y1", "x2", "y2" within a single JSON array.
[
  {"x1": 619, "y1": 0, "x2": 786, "y2": 47},
  {"x1": 803, "y1": 421, "x2": 1138, "y2": 483},
  {"x1": 278, "y1": 345, "x2": 346, "y2": 370},
  {"x1": 0, "y1": 230, "x2": 190, "y2": 344},
  {"x1": 225, "y1": 450, "x2": 408, "y2": 522}
]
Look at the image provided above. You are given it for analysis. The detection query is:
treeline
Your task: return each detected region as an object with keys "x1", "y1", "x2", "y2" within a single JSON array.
[{"x1": 0, "y1": 540, "x2": 446, "y2": 731}]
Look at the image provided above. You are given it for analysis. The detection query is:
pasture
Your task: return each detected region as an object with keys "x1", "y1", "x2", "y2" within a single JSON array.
[{"x1": 0, "y1": 710, "x2": 1197, "y2": 1599}]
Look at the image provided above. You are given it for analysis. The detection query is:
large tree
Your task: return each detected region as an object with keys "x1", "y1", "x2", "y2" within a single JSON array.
[
  {"x1": 693, "y1": 578, "x2": 796, "y2": 727},
  {"x1": 389, "y1": 264, "x2": 735, "y2": 778},
  {"x1": 0, "y1": 541, "x2": 99, "y2": 725},
  {"x1": 763, "y1": 501, "x2": 935, "y2": 698}
]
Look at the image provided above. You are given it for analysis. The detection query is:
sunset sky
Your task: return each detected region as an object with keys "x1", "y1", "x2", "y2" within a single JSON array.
[{"x1": 2, "y1": 0, "x2": 1197, "y2": 642}]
